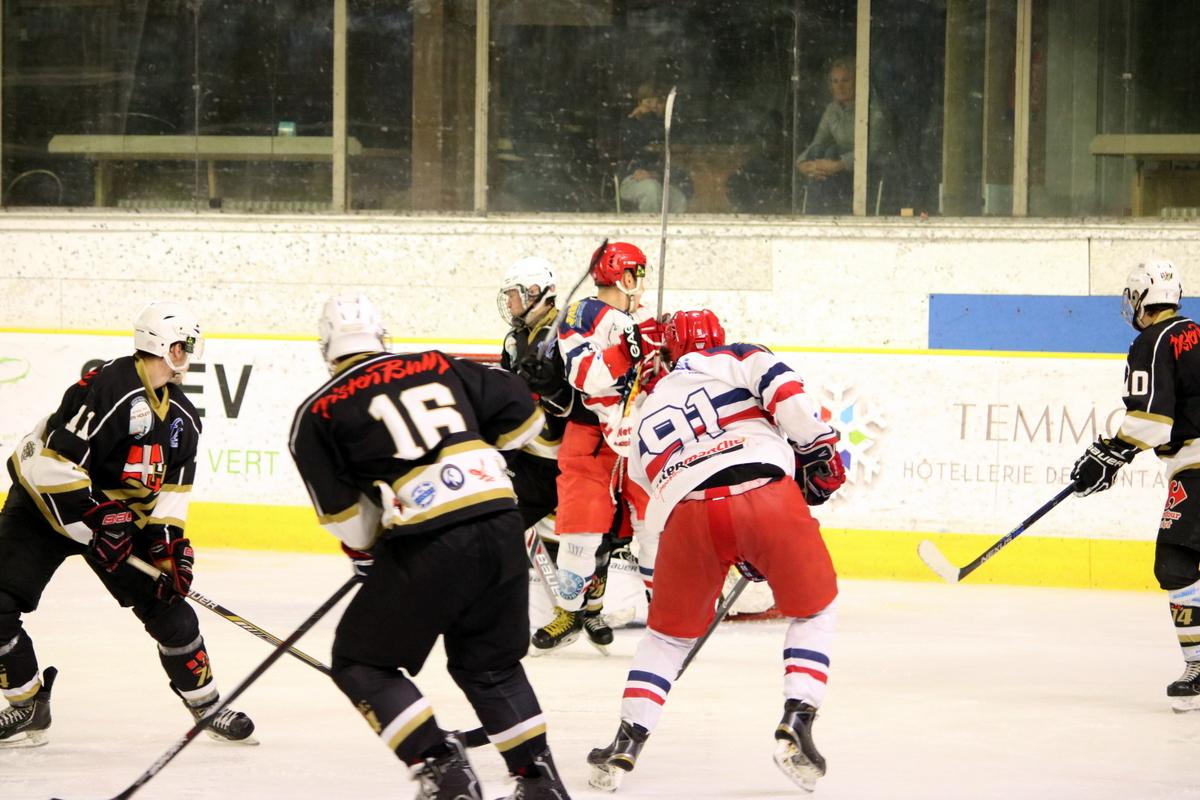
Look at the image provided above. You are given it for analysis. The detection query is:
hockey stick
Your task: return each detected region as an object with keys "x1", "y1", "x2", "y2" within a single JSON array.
[
  {"x1": 536, "y1": 237, "x2": 609, "y2": 359},
  {"x1": 917, "y1": 485, "x2": 1074, "y2": 584},
  {"x1": 654, "y1": 86, "x2": 677, "y2": 320},
  {"x1": 127, "y1": 556, "x2": 494, "y2": 751},
  {"x1": 124, "y1": 555, "x2": 331, "y2": 675},
  {"x1": 58, "y1": 575, "x2": 361, "y2": 800},
  {"x1": 525, "y1": 524, "x2": 561, "y2": 605},
  {"x1": 677, "y1": 575, "x2": 749, "y2": 678},
  {"x1": 618, "y1": 86, "x2": 679, "y2": 418}
]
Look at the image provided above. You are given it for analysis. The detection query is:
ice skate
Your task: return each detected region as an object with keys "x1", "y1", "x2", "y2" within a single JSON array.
[
  {"x1": 582, "y1": 611, "x2": 613, "y2": 655},
  {"x1": 413, "y1": 734, "x2": 483, "y2": 800},
  {"x1": 499, "y1": 748, "x2": 571, "y2": 799},
  {"x1": 587, "y1": 720, "x2": 649, "y2": 792},
  {"x1": 773, "y1": 699, "x2": 826, "y2": 792},
  {"x1": 531, "y1": 607, "x2": 582, "y2": 654},
  {"x1": 177, "y1": 686, "x2": 258, "y2": 745},
  {"x1": 0, "y1": 666, "x2": 56, "y2": 749},
  {"x1": 1167, "y1": 661, "x2": 1200, "y2": 713}
]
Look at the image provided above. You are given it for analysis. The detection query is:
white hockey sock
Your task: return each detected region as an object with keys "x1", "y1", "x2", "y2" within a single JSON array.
[
  {"x1": 556, "y1": 533, "x2": 603, "y2": 612},
  {"x1": 1169, "y1": 580, "x2": 1200, "y2": 661},
  {"x1": 632, "y1": 521, "x2": 658, "y2": 596},
  {"x1": 783, "y1": 600, "x2": 836, "y2": 707},
  {"x1": 620, "y1": 629, "x2": 694, "y2": 733}
]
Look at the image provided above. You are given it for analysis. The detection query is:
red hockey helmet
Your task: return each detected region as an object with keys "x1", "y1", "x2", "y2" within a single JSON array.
[
  {"x1": 664, "y1": 309, "x2": 726, "y2": 363},
  {"x1": 591, "y1": 241, "x2": 647, "y2": 286}
]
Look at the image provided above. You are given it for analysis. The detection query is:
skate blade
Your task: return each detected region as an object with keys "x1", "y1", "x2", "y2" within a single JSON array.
[
  {"x1": 1170, "y1": 694, "x2": 1200, "y2": 713},
  {"x1": 588, "y1": 762, "x2": 626, "y2": 792},
  {"x1": 0, "y1": 729, "x2": 48, "y2": 749},
  {"x1": 204, "y1": 729, "x2": 260, "y2": 746},
  {"x1": 586, "y1": 638, "x2": 612, "y2": 656},
  {"x1": 773, "y1": 740, "x2": 821, "y2": 792},
  {"x1": 529, "y1": 631, "x2": 581, "y2": 655}
]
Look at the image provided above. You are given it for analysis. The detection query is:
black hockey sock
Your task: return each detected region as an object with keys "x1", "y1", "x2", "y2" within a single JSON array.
[
  {"x1": 332, "y1": 661, "x2": 443, "y2": 765},
  {"x1": 0, "y1": 627, "x2": 41, "y2": 706},
  {"x1": 450, "y1": 663, "x2": 547, "y2": 773}
]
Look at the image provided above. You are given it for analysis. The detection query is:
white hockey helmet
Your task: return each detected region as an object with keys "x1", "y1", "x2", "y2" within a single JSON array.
[
  {"x1": 497, "y1": 256, "x2": 557, "y2": 326},
  {"x1": 133, "y1": 302, "x2": 204, "y2": 374},
  {"x1": 1122, "y1": 259, "x2": 1182, "y2": 331},
  {"x1": 319, "y1": 294, "x2": 387, "y2": 372}
]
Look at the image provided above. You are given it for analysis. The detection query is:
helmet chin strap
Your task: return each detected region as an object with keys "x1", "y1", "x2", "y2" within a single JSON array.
[
  {"x1": 165, "y1": 349, "x2": 189, "y2": 377},
  {"x1": 615, "y1": 277, "x2": 644, "y2": 313}
]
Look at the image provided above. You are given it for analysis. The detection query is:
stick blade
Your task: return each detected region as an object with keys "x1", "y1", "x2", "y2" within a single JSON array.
[
  {"x1": 917, "y1": 540, "x2": 963, "y2": 584},
  {"x1": 664, "y1": 86, "x2": 677, "y2": 130}
]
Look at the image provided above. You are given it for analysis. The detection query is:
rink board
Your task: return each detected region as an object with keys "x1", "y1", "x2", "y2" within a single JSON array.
[{"x1": 0, "y1": 330, "x2": 1164, "y2": 591}]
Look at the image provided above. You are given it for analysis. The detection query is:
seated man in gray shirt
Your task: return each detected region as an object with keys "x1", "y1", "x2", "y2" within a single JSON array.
[{"x1": 796, "y1": 57, "x2": 889, "y2": 214}]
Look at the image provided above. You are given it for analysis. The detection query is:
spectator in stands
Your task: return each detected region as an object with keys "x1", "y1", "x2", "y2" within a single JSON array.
[
  {"x1": 618, "y1": 82, "x2": 691, "y2": 214},
  {"x1": 795, "y1": 57, "x2": 890, "y2": 214}
]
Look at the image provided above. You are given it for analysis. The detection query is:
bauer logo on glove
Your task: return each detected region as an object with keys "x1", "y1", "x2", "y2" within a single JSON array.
[{"x1": 1070, "y1": 436, "x2": 1138, "y2": 497}]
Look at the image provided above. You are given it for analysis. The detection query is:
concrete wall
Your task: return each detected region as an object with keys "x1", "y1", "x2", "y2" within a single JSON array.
[{"x1": 3, "y1": 212, "x2": 1200, "y2": 347}]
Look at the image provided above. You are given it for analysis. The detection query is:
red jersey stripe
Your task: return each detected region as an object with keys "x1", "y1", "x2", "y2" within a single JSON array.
[{"x1": 766, "y1": 381, "x2": 806, "y2": 416}]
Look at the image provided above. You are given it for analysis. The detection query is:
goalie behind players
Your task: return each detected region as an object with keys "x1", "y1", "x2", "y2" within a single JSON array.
[{"x1": 587, "y1": 309, "x2": 844, "y2": 793}]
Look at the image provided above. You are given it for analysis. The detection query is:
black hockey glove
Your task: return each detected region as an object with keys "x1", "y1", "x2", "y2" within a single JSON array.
[
  {"x1": 148, "y1": 529, "x2": 194, "y2": 602},
  {"x1": 1071, "y1": 437, "x2": 1138, "y2": 497},
  {"x1": 795, "y1": 435, "x2": 847, "y2": 506},
  {"x1": 734, "y1": 560, "x2": 768, "y2": 582},
  {"x1": 341, "y1": 542, "x2": 375, "y2": 578},
  {"x1": 81, "y1": 500, "x2": 136, "y2": 573},
  {"x1": 515, "y1": 350, "x2": 567, "y2": 398}
]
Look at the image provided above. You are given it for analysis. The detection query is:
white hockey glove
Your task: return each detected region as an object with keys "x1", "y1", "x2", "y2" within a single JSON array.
[{"x1": 1071, "y1": 437, "x2": 1138, "y2": 497}]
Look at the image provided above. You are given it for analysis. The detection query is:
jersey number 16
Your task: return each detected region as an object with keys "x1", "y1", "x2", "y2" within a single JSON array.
[{"x1": 368, "y1": 384, "x2": 467, "y2": 459}]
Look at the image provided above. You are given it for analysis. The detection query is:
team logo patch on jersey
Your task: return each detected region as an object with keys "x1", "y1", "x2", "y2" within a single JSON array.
[
  {"x1": 1168, "y1": 481, "x2": 1189, "y2": 510},
  {"x1": 129, "y1": 397, "x2": 153, "y2": 439},
  {"x1": 123, "y1": 443, "x2": 166, "y2": 492},
  {"x1": 413, "y1": 481, "x2": 437, "y2": 508},
  {"x1": 169, "y1": 418, "x2": 185, "y2": 448},
  {"x1": 468, "y1": 461, "x2": 496, "y2": 483},
  {"x1": 440, "y1": 465, "x2": 465, "y2": 490},
  {"x1": 20, "y1": 441, "x2": 35, "y2": 461}
]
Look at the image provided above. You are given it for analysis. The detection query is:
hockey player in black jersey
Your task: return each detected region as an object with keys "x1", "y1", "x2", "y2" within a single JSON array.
[
  {"x1": 289, "y1": 294, "x2": 571, "y2": 800},
  {"x1": 497, "y1": 256, "x2": 614, "y2": 650},
  {"x1": 1069, "y1": 260, "x2": 1200, "y2": 711},
  {"x1": 0, "y1": 303, "x2": 254, "y2": 747}
]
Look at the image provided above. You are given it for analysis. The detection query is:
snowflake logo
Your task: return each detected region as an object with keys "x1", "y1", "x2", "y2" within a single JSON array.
[{"x1": 814, "y1": 384, "x2": 886, "y2": 498}]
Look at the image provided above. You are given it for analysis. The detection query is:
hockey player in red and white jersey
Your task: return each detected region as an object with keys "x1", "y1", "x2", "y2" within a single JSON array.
[
  {"x1": 587, "y1": 309, "x2": 845, "y2": 794},
  {"x1": 531, "y1": 241, "x2": 666, "y2": 653}
]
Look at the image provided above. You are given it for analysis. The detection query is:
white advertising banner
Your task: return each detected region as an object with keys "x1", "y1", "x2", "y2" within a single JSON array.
[{"x1": 0, "y1": 334, "x2": 1164, "y2": 542}]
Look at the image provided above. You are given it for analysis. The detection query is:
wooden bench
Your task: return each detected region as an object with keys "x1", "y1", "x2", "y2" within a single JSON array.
[
  {"x1": 1090, "y1": 134, "x2": 1200, "y2": 216},
  {"x1": 47, "y1": 135, "x2": 363, "y2": 207}
]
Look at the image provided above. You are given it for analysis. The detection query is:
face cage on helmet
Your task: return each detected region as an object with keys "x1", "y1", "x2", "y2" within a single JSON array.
[
  {"x1": 1121, "y1": 287, "x2": 1141, "y2": 329},
  {"x1": 496, "y1": 284, "x2": 548, "y2": 327}
]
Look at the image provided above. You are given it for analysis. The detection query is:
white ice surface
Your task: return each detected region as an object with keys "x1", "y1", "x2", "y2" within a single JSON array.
[{"x1": 3, "y1": 550, "x2": 1200, "y2": 800}]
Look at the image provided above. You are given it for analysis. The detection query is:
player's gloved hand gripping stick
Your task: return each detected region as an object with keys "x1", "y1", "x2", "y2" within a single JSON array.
[{"x1": 123, "y1": 554, "x2": 333, "y2": 675}]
